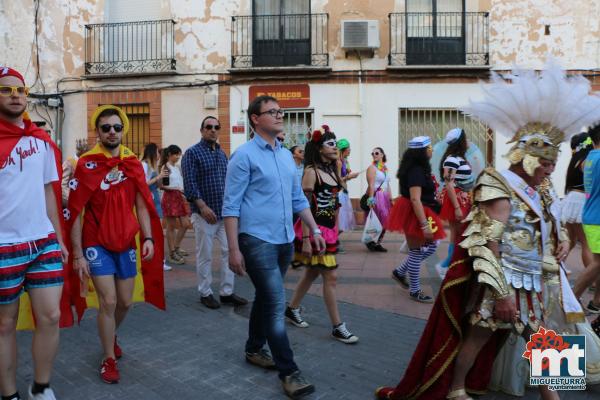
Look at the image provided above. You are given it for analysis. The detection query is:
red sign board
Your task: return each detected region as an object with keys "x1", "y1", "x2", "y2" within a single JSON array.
[
  {"x1": 232, "y1": 125, "x2": 245, "y2": 134},
  {"x1": 249, "y1": 84, "x2": 310, "y2": 108}
]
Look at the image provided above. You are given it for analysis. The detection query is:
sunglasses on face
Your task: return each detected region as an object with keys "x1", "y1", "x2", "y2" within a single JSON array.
[
  {"x1": 371, "y1": 151, "x2": 381, "y2": 156},
  {"x1": 323, "y1": 140, "x2": 337, "y2": 148},
  {"x1": 204, "y1": 124, "x2": 220, "y2": 131},
  {"x1": 276, "y1": 137, "x2": 285, "y2": 142},
  {"x1": 0, "y1": 86, "x2": 29, "y2": 97},
  {"x1": 100, "y1": 124, "x2": 124, "y2": 133},
  {"x1": 259, "y1": 108, "x2": 285, "y2": 118}
]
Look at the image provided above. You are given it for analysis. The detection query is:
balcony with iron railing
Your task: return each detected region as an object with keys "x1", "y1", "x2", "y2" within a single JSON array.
[
  {"x1": 84, "y1": 19, "x2": 176, "y2": 76},
  {"x1": 231, "y1": 13, "x2": 329, "y2": 70},
  {"x1": 388, "y1": 12, "x2": 489, "y2": 68}
]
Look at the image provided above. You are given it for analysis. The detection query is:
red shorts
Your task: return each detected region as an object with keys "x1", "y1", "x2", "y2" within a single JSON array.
[{"x1": 386, "y1": 197, "x2": 446, "y2": 240}]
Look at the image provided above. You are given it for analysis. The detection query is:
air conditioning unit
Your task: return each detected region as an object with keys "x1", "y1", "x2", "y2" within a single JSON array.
[{"x1": 341, "y1": 20, "x2": 380, "y2": 49}]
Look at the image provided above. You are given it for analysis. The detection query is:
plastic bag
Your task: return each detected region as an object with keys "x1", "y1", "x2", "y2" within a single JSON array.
[{"x1": 361, "y1": 210, "x2": 383, "y2": 244}]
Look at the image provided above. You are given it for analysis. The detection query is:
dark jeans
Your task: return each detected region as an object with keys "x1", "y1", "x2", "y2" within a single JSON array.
[{"x1": 239, "y1": 233, "x2": 298, "y2": 378}]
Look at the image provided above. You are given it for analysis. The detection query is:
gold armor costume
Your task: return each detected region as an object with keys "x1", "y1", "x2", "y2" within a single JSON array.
[{"x1": 460, "y1": 168, "x2": 546, "y2": 334}]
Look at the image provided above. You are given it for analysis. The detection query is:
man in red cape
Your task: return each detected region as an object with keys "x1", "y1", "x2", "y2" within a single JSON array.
[
  {"x1": 66, "y1": 104, "x2": 164, "y2": 385},
  {"x1": 0, "y1": 66, "x2": 73, "y2": 400}
]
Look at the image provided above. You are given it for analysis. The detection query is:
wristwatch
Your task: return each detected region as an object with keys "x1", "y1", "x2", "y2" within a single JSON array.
[{"x1": 312, "y1": 228, "x2": 322, "y2": 236}]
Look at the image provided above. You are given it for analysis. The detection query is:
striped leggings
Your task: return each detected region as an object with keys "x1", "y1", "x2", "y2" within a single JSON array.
[{"x1": 394, "y1": 241, "x2": 438, "y2": 294}]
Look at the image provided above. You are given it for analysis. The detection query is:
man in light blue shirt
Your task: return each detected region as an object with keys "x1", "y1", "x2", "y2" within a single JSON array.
[{"x1": 223, "y1": 95, "x2": 324, "y2": 399}]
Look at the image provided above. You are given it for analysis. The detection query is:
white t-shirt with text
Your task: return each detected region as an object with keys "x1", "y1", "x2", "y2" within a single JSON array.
[{"x1": 0, "y1": 136, "x2": 58, "y2": 243}]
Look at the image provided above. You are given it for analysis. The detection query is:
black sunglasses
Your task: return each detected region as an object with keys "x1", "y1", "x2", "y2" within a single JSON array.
[
  {"x1": 371, "y1": 151, "x2": 381, "y2": 156},
  {"x1": 204, "y1": 124, "x2": 221, "y2": 131},
  {"x1": 276, "y1": 137, "x2": 285, "y2": 142},
  {"x1": 100, "y1": 124, "x2": 124, "y2": 133}
]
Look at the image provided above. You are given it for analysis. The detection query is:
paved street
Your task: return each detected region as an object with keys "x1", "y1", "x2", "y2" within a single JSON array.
[{"x1": 15, "y1": 230, "x2": 600, "y2": 399}]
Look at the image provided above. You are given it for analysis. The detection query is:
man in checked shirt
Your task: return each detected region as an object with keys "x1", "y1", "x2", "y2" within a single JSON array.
[{"x1": 182, "y1": 116, "x2": 248, "y2": 309}]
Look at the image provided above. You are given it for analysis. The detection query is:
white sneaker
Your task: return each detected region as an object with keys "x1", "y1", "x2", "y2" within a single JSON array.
[
  {"x1": 28, "y1": 386, "x2": 57, "y2": 400},
  {"x1": 163, "y1": 263, "x2": 173, "y2": 271},
  {"x1": 332, "y1": 322, "x2": 359, "y2": 344}
]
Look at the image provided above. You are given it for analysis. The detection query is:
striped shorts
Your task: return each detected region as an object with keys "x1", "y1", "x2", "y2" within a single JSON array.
[{"x1": 0, "y1": 233, "x2": 63, "y2": 304}]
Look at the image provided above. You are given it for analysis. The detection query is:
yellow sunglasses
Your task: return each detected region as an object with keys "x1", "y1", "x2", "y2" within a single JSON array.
[{"x1": 0, "y1": 86, "x2": 30, "y2": 97}]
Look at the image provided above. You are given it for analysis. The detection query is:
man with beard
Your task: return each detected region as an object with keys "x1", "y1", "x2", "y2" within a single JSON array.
[
  {"x1": 0, "y1": 67, "x2": 69, "y2": 400},
  {"x1": 67, "y1": 105, "x2": 164, "y2": 385}
]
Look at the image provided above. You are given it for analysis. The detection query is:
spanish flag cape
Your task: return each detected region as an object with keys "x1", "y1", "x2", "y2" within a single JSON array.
[
  {"x1": 382, "y1": 245, "x2": 507, "y2": 400},
  {"x1": 0, "y1": 117, "x2": 74, "y2": 330},
  {"x1": 65, "y1": 143, "x2": 165, "y2": 321}
]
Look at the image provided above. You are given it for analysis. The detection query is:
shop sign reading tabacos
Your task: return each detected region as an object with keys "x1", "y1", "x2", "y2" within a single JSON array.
[{"x1": 249, "y1": 84, "x2": 310, "y2": 108}]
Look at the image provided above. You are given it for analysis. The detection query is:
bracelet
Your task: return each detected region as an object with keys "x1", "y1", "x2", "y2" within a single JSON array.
[
  {"x1": 419, "y1": 220, "x2": 429, "y2": 227},
  {"x1": 144, "y1": 237, "x2": 155, "y2": 244},
  {"x1": 74, "y1": 255, "x2": 85, "y2": 260},
  {"x1": 302, "y1": 235, "x2": 310, "y2": 239}
]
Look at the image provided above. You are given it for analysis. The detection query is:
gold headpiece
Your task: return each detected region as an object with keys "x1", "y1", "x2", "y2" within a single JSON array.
[{"x1": 461, "y1": 61, "x2": 600, "y2": 176}]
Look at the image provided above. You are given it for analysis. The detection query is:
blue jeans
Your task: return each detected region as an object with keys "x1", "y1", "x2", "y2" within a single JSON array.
[{"x1": 239, "y1": 233, "x2": 298, "y2": 378}]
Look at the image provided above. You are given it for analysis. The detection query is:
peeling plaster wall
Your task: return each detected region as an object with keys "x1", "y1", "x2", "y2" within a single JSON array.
[
  {"x1": 490, "y1": 0, "x2": 600, "y2": 69},
  {"x1": 169, "y1": 0, "x2": 246, "y2": 72},
  {"x1": 161, "y1": 88, "x2": 213, "y2": 150},
  {"x1": 317, "y1": 0, "x2": 395, "y2": 70},
  {"x1": 0, "y1": 0, "x2": 104, "y2": 90},
  {"x1": 4, "y1": 0, "x2": 600, "y2": 87}
]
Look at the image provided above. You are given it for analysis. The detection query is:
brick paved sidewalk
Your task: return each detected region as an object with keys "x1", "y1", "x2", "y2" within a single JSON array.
[{"x1": 14, "y1": 232, "x2": 599, "y2": 399}]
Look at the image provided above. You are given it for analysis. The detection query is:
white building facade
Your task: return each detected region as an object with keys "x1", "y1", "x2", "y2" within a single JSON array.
[{"x1": 2, "y1": 0, "x2": 600, "y2": 198}]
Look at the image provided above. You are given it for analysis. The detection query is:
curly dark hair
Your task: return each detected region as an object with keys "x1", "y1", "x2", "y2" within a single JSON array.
[
  {"x1": 398, "y1": 147, "x2": 431, "y2": 183},
  {"x1": 303, "y1": 129, "x2": 342, "y2": 184},
  {"x1": 439, "y1": 129, "x2": 468, "y2": 179}
]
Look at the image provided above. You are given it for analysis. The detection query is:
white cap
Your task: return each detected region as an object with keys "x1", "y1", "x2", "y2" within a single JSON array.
[
  {"x1": 408, "y1": 136, "x2": 432, "y2": 149},
  {"x1": 445, "y1": 128, "x2": 463, "y2": 144}
]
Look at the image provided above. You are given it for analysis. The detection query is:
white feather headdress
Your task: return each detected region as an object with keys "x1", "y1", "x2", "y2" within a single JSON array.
[{"x1": 461, "y1": 61, "x2": 600, "y2": 147}]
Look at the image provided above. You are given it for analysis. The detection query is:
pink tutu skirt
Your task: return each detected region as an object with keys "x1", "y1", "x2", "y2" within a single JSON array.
[
  {"x1": 372, "y1": 190, "x2": 391, "y2": 226},
  {"x1": 337, "y1": 191, "x2": 356, "y2": 232}
]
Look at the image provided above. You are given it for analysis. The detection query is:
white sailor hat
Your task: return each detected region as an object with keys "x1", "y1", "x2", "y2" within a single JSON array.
[
  {"x1": 408, "y1": 136, "x2": 432, "y2": 149},
  {"x1": 445, "y1": 128, "x2": 464, "y2": 144}
]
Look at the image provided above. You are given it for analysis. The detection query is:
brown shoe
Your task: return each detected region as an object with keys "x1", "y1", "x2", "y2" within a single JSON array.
[
  {"x1": 245, "y1": 349, "x2": 276, "y2": 369},
  {"x1": 282, "y1": 371, "x2": 315, "y2": 398},
  {"x1": 200, "y1": 294, "x2": 220, "y2": 309}
]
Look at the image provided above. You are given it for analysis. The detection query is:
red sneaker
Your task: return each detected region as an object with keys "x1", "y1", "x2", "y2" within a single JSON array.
[
  {"x1": 100, "y1": 357, "x2": 120, "y2": 384},
  {"x1": 114, "y1": 336, "x2": 122, "y2": 359}
]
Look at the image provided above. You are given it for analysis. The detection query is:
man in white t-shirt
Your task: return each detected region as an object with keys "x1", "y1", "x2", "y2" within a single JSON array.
[{"x1": 0, "y1": 67, "x2": 68, "y2": 400}]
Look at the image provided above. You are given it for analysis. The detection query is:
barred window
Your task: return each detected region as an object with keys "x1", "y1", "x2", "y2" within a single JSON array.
[{"x1": 398, "y1": 107, "x2": 492, "y2": 165}]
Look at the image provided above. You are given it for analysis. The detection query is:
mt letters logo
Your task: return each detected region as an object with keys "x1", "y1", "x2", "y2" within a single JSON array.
[{"x1": 523, "y1": 327, "x2": 586, "y2": 390}]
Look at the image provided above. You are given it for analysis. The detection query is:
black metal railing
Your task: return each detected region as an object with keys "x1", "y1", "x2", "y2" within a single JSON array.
[
  {"x1": 231, "y1": 13, "x2": 328, "y2": 68},
  {"x1": 389, "y1": 12, "x2": 489, "y2": 66},
  {"x1": 85, "y1": 19, "x2": 176, "y2": 75}
]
